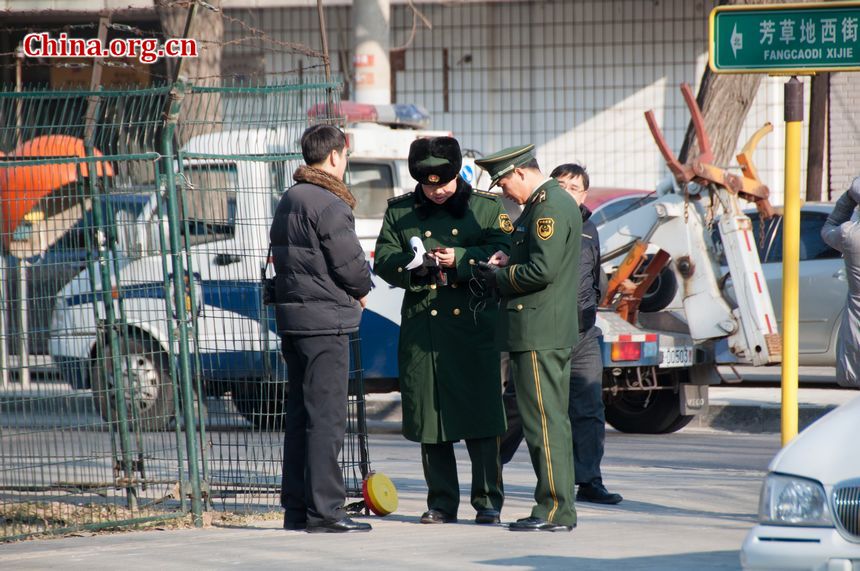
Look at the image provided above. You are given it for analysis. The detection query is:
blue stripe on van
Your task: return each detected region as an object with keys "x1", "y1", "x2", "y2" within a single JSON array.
[{"x1": 61, "y1": 279, "x2": 401, "y2": 381}]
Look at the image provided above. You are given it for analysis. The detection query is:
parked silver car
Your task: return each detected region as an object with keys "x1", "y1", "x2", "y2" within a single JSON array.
[{"x1": 717, "y1": 202, "x2": 845, "y2": 367}]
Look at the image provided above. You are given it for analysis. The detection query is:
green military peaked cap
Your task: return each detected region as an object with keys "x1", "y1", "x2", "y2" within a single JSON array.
[{"x1": 474, "y1": 144, "x2": 536, "y2": 186}]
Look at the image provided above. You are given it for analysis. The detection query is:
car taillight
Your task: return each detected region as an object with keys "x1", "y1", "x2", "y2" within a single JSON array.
[{"x1": 611, "y1": 341, "x2": 641, "y2": 361}]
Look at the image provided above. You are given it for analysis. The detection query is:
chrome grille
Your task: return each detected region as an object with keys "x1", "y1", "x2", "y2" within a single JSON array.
[{"x1": 833, "y1": 485, "x2": 860, "y2": 540}]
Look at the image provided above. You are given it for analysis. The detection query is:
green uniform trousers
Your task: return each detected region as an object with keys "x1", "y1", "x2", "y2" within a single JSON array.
[
  {"x1": 509, "y1": 348, "x2": 577, "y2": 526},
  {"x1": 420, "y1": 436, "x2": 503, "y2": 517}
]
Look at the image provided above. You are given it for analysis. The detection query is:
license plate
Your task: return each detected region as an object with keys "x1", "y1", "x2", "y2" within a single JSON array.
[{"x1": 660, "y1": 346, "x2": 694, "y2": 368}]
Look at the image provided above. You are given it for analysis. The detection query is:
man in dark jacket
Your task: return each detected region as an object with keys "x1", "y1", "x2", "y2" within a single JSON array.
[
  {"x1": 270, "y1": 124, "x2": 373, "y2": 533},
  {"x1": 552, "y1": 163, "x2": 622, "y2": 505}
]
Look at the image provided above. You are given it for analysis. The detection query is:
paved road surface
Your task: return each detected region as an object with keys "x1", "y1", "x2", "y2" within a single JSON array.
[{"x1": 1, "y1": 429, "x2": 782, "y2": 571}]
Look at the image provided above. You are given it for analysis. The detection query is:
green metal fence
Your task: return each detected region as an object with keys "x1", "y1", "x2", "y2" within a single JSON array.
[{"x1": 0, "y1": 79, "x2": 370, "y2": 541}]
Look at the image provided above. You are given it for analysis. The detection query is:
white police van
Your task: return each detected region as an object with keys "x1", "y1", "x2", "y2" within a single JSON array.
[{"x1": 49, "y1": 107, "x2": 478, "y2": 427}]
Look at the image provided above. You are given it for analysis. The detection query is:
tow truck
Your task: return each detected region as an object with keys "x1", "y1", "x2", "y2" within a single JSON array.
[{"x1": 589, "y1": 83, "x2": 781, "y2": 433}]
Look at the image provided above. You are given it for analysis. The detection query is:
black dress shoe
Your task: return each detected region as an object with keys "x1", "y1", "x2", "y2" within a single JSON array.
[
  {"x1": 508, "y1": 516, "x2": 574, "y2": 532},
  {"x1": 577, "y1": 482, "x2": 623, "y2": 505},
  {"x1": 420, "y1": 509, "x2": 457, "y2": 524},
  {"x1": 475, "y1": 509, "x2": 501, "y2": 524},
  {"x1": 306, "y1": 517, "x2": 372, "y2": 533},
  {"x1": 283, "y1": 519, "x2": 307, "y2": 531}
]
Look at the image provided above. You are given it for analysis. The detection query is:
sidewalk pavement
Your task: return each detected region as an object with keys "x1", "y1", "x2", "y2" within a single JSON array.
[{"x1": 0, "y1": 431, "x2": 781, "y2": 571}]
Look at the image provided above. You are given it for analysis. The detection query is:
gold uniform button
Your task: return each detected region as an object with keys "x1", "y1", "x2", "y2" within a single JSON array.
[
  {"x1": 424, "y1": 230, "x2": 432, "y2": 238},
  {"x1": 397, "y1": 267, "x2": 403, "y2": 273},
  {"x1": 430, "y1": 309, "x2": 438, "y2": 316},
  {"x1": 453, "y1": 308, "x2": 461, "y2": 316},
  {"x1": 516, "y1": 304, "x2": 524, "y2": 311},
  {"x1": 430, "y1": 284, "x2": 437, "y2": 290},
  {"x1": 451, "y1": 283, "x2": 458, "y2": 289},
  {"x1": 452, "y1": 229, "x2": 459, "y2": 236},
  {"x1": 469, "y1": 259, "x2": 475, "y2": 266}
]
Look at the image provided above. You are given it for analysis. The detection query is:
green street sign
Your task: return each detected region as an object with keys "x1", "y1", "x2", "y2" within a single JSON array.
[{"x1": 710, "y1": 2, "x2": 860, "y2": 74}]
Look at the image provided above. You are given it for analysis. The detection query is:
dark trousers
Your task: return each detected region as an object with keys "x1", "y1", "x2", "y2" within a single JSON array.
[
  {"x1": 568, "y1": 327, "x2": 606, "y2": 486},
  {"x1": 421, "y1": 437, "x2": 504, "y2": 517},
  {"x1": 280, "y1": 334, "x2": 350, "y2": 526}
]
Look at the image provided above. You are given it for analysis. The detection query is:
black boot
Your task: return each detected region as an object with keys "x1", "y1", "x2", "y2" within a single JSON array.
[{"x1": 576, "y1": 481, "x2": 623, "y2": 505}]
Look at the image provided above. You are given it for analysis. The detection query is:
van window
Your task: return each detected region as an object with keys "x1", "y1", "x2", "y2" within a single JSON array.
[
  {"x1": 180, "y1": 166, "x2": 238, "y2": 245},
  {"x1": 10, "y1": 193, "x2": 155, "y2": 261},
  {"x1": 270, "y1": 161, "x2": 303, "y2": 215},
  {"x1": 348, "y1": 161, "x2": 396, "y2": 218}
]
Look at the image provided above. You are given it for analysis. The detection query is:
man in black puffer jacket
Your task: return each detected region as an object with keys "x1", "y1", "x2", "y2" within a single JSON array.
[{"x1": 270, "y1": 124, "x2": 373, "y2": 534}]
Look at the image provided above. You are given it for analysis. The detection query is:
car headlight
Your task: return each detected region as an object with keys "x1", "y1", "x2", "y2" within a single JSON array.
[{"x1": 758, "y1": 472, "x2": 833, "y2": 526}]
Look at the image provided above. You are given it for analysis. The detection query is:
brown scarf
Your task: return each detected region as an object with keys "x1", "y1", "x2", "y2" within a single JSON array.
[{"x1": 293, "y1": 165, "x2": 357, "y2": 210}]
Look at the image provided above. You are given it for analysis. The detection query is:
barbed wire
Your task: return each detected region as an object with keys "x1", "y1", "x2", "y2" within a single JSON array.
[
  {"x1": 0, "y1": 58, "x2": 328, "y2": 78},
  {"x1": 218, "y1": 12, "x2": 324, "y2": 59},
  {"x1": 0, "y1": 60, "x2": 329, "y2": 86},
  {"x1": 107, "y1": 22, "x2": 168, "y2": 38},
  {"x1": 392, "y1": 0, "x2": 433, "y2": 52},
  {"x1": 0, "y1": 34, "x2": 325, "y2": 65},
  {"x1": 182, "y1": 62, "x2": 329, "y2": 82},
  {"x1": 1, "y1": 1, "x2": 325, "y2": 58},
  {"x1": 155, "y1": 0, "x2": 220, "y2": 12},
  {"x1": 153, "y1": 0, "x2": 322, "y2": 58},
  {"x1": 0, "y1": 23, "x2": 97, "y2": 34},
  {"x1": 0, "y1": 0, "x2": 355, "y2": 81}
]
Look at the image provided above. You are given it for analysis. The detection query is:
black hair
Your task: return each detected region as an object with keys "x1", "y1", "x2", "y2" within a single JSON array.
[
  {"x1": 300, "y1": 124, "x2": 346, "y2": 166},
  {"x1": 550, "y1": 163, "x2": 589, "y2": 190},
  {"x1": 523, "y1": 158, "x2": 541, "y2": 172}
]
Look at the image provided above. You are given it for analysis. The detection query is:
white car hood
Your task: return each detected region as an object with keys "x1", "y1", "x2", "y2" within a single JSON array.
[{"x1": 769, "y1": 394, "x2": 860, "y2": 486}]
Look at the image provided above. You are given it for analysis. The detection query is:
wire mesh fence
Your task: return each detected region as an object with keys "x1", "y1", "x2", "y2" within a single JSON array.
[{"x1": 0, "y1": 78, "x2": 372, "y2": 541}]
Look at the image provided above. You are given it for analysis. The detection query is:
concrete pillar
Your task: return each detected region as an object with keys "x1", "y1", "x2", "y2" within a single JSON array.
[{"x1": 353, "y1": 0, "x2": 390, "y2": 104}]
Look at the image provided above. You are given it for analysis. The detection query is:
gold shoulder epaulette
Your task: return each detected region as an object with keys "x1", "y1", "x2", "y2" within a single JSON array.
[
  {"x1": 530, "y1": 189, "x2": 547, "y2": 204},
  {"x1": 387, "y1": 193, "x2": 412, "y2": 204},
  {"x1": 473, "y1": 190, "x2": 500, "y2": 200}
]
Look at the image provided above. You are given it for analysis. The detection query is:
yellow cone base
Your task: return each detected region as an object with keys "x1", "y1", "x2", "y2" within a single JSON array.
[{"x1": 362, "y1": 472, "x2": 398, "y2": 516}]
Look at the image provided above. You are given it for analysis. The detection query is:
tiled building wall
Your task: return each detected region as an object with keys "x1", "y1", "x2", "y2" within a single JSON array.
[
  {"x1": 224, "y1": 0, "x2": 819, "y2": 203},
  {"x1": 829, "y1": 72, "x2": 860, "y2": 199}
]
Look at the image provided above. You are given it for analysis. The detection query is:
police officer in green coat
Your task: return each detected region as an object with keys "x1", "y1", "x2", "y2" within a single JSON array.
[
  {"x1": 374, "y1": 137, "x2": 511, "y2": 525},
  {"x1": 474, "y1": 145, "x2": 582, "y2": 532}
]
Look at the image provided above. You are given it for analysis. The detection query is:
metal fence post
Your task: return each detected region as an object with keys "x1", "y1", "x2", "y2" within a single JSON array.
[
  {"x1": 86, "y1": 149, "x2": 139, "y2": 511},
  {"x1": 15, "y1": 257, "x2": 29, "y2": 388},
  {"x1": 161, "y1": 80, "x2": 204, "y2": 526},
  {"x1": 154, "y1": 174, "x2": 190, "y2": 514}
]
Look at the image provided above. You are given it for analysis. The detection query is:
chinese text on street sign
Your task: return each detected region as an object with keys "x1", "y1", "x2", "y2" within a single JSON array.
[{"x1": 710, "y1": 2, "x2": 860, "y2": 73}]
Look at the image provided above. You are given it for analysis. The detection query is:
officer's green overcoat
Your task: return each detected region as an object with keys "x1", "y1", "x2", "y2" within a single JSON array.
[{"x1": 374, "y1": 181, "x2": 511, "y2": 443}]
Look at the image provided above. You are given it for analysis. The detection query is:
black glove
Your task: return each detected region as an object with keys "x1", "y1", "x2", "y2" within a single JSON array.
[
  {"x1": 410, "y1": 253, "x2": 442, "y2": 286},
  {"x1": 474, "y1": 261, "x2": 499, "y2": 289}
]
